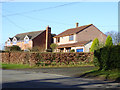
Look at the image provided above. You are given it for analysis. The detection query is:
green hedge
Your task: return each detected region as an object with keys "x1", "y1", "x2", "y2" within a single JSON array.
[{"x1": 94, "y1": 45, "x2": 120, "y2": 70}]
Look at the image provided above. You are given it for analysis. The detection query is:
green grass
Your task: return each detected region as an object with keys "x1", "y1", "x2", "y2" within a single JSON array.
[
  {"x1": 1, "y1": 62, "x2": 94, "y2": 69},
  {"x1": 2, "y1": 63, "x2": 32, "y2": 69},
  {"x1": 79, "y1": 68, "x2": 120, "y2": 82}
]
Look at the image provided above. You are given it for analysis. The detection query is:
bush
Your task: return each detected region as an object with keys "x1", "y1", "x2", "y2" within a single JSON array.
[
  {"x1": 90, "y1": 38, "x2": 99, "y2": 52},
  {"x1": 46, "y1": 49, "x2": 52, "y2": 52},
  {"x1": 6, "y1": 45, "x2": 21, "y2": 51},
  {"x1": 31, "y1": 46, "x2": 45, "y2": 52},
  {"x1": 94, "y1": 45, "x2": 120, "y2": 70},
  {"x1": 105, "y1": 35, "x2": 113, "y2": 47},
  {"x1": 70, "y1": 49, "x2": 75, "y2": 52},
  {"x1": 50, "y1": 43, "x2": 58, "y2": 52}
]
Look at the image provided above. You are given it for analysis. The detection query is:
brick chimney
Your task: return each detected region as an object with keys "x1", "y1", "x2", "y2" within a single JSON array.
[
  {"x1": 46, "y1": 25, "x2": 51, "y2": 50},
  {"x1": 76, "y1": 22, "x2": 79, "y2": 28}
]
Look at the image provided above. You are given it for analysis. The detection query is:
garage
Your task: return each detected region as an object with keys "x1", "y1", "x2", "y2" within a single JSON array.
[{"x1": 76, "y1": 48, "x2": 83, "y2": 52}]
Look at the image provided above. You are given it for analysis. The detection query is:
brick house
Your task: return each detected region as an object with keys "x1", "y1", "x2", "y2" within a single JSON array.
[
  {"x1": 5, "y1": 26, "x2": 51, "y2": 51},
  {"x1": 53, "y1": 23, "x2": 107, "y2": 52}
]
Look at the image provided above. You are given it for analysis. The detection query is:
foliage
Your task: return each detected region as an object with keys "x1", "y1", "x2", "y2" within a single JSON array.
[
  {"x1": 94, "y1": 45, "x2": 120, "y2": 70},
  {"x1": 0, "y1": 50, "x2": 5, "y2": 53},
  {"x1": 2, "y1": 63, "x2": 31, "y2": 69},
  {"x1": 31, "y1": 46, "x2": 45, "y2": 52},
  {"x1": 46, "y1": 49, "x2": 52, "y2": 52},
  {"x1": 6, "y1": 45, "x2": 21, "y2": 51},
  {"x1": 50, "y1": 43, "x2": 58, "y2": 52},
  {"x1": 80, "y1": 69, "x2": 120, "y2": 82},
  {"x1": 105, "y1": 31, "x2": 120, "y2": 45},
  {"x1": 70, "y1": 49, "x2": 75, "y2": 52},
  {"x1": 105, "y1": 35, "x2": 113, "y2": 47},
  {"x1": 90, "y1": 38, "x2": 99, "y2": 52}
]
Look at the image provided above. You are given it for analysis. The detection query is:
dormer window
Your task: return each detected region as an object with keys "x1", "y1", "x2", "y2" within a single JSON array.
[
  {"x1": 7, "y1": 39, "x2": 11, "y2": 45},
  {"x1": 24, "y1": 35, "x2": 29, "y2": 44},
  {"x1": 12, "y1": 37, "x2": 17, "y2": 45},
  {"x1": 69, "y1": 35, "x2": 74, "y2": 41}
]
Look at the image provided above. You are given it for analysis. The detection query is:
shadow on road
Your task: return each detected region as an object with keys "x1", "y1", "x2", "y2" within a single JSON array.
[{"x1": 2, "y1": 77, "x2": 117, "y2": 89}]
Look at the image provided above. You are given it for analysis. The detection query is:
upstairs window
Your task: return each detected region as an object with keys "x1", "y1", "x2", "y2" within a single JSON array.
[
  {"x1": 56, "y1": 37, "x2": 60, "y2": 43},
  {"x1": 7, "y1": 39, "x2": 11, "y2": 45},
  {"x1": 12, "y1": 37, "x2": 17, "y2": 45},
  {"x1": 69, "y1": 35, "x2": 74, "y2": 41},
  {"x1": 24, "y1": 36, "x2": 29, "y2": 44}
]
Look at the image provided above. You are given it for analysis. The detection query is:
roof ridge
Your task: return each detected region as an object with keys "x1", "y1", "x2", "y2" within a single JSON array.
[
  {"x1": 54, "y1": 24, "x2": 93, "y2": 38},
  {"x1": 16, "y1": 30, "x2": 45, "y2": 36}
]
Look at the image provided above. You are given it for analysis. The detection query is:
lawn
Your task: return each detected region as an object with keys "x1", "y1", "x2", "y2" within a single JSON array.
[
  {"x1": 78, "y1": 69, "x2": 120, "y2": 82},
  {"x1": 2, "y1": 63, "x2": 32, "y2": 69},
  {"x1": 1, "y1": 62, "x2": 94, "y2": 69}
]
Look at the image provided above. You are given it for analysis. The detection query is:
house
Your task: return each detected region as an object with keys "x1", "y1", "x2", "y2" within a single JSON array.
[
  {"x1": 5, "y1": 26, "x2": 52, "y2": 51},
  {"x1": 53, "y1": 23, "x2": 107, "y2": 52}
]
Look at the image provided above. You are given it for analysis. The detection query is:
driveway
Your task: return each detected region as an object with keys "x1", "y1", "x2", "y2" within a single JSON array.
[{"x1": 1, "y1": 68, "x2": 120, "y2": 88}]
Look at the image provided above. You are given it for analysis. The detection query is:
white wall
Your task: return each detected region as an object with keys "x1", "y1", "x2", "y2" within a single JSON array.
[
  {"x1": 84, "y1": 41, "x2": 93, "y2": 52},
  {"x1": 54, "y1": 34, "x2": 77, "y2": 45},
  {"x1": 71, "y1": 46, "x2": 84, "y2": 52}
]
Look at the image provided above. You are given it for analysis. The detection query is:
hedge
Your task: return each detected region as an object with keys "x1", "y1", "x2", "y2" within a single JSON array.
[{"x1": 94, "y1": 45, "x2": 120, "y2": 70}]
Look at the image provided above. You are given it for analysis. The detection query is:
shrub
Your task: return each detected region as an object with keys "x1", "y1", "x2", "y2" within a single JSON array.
[
  {"x1": 105, "y1": 35, "x2": 113, "y2": 47},
  {"x1": 31, "y1": 46, "x2": 45, "y2": 52},
  {"x1": 7, "y1": 45, "x2": 21, "y2": 51},
  {"x1": 46, "y1": 49, "x2": 52, "y2": 52},
  {"x1": 50, "y1": 43, "x2": 58, "y2": 52},
  {"x1": 94, "y1": 45, "x2": 120, "y2": 70},
  {"x1": 90, "y1": 38, "x2": 99, "y2": 52},
  {"x1": 70, "y1": 49, "x2": 75, "y2": 52}
]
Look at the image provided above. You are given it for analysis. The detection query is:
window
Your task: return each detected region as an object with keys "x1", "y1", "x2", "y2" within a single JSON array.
[
  {"x1": 24, "y1": 36, "x2": 29, "y2": 44},
  {"x1": 7, "y1": 40, "x2": 11, "y2": 45},
  {"x1": 13, "y1": 41, "x2": 17, "y2": 45},
  {"x1": 56, "y1": 37, "x2": 60, "y2": 43},
  {"x1": 69, "y1": 35, "x2": 74, "y2": 41},
  {"x1": 12, "y1": 38, "x2": 17, "y2": 45}
]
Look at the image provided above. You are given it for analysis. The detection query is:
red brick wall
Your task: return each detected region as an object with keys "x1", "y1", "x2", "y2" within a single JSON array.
[
  {"x1": 76, "y1": 25, "x2": 107, "y2": 43},
  {"x1": 33, "y1": 31, "x2": 46, "y2": 50},
  {"x1": 1, "y1": 52, "x2": 93, "y2": 66}
]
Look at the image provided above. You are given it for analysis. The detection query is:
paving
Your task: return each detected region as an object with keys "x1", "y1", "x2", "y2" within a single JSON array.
[{"x1": 1, "y1": 68, "x2": 120, "y2": 88}]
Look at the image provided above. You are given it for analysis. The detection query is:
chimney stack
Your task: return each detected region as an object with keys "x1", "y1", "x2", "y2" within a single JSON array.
[
  {"x1": 76, "y1": 22, "x2": 79, "y2": 28},
  {"x1": 46, "y1": 25, "x2": 51, "y2": 50}
]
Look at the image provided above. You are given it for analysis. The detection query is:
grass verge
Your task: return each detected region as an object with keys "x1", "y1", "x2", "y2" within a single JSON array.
[
  {"x1": 77, "y1": 69, "x2": 120, "y2": 82},
  {"x1": 1, "y1": 63, "x2": 94, "y2": 69},
  {"x1": 2, "y1": 63, "x2": 32, "y2": 69}
]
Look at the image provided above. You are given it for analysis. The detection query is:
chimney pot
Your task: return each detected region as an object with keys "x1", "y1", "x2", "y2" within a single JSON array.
[{"x1": 76, "y1": 22, "x2": 79, "y2": 28}]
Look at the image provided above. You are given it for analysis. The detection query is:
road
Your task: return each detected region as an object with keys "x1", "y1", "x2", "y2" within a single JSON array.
[{"x1": 1, "y1": 68, "x2": 120, "y2": 88}]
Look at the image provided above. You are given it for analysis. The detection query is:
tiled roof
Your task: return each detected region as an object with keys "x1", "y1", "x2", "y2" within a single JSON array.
[
  {"x1": 14, "y1": 30, "x2": 45, "y2": 41},
  {"x1": 54, "y1": 24, "x2": 93, "y2": 38},
  {"x1": 57, "y1": 40, "x2": 92, "y2": 48}
]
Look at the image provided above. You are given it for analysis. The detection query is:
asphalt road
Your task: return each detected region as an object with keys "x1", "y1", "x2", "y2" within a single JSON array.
[
  {"x1": 1, "y1": 67, "x2": 120, "y2": 88},
  {"x1": 9, "y1": 66, "x2": 95, "y2": 77}
]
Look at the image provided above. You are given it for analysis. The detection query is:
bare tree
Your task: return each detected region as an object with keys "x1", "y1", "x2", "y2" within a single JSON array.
[{"x1": 105, "y1": 31, "x2": 120, "y2": 45}]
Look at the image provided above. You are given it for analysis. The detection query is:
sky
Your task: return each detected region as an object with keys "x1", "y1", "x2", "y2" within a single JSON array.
[{"x1": 0, "y1": 2, "x2": 118, "y2": 49}]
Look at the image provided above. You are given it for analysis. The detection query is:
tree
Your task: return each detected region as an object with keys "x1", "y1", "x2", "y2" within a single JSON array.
[
  {"x1": 50, "y1": 43, "x2": 58, "y2": 52},
  {"x1": 105, "y1": 35, "x2": 113, "y2": 47},
  {"x1": 90, "y1": 38, "x2": 99, "y2": 52},
  {"x1": 105, "y1": 31, "x2": 120, "y2": 45}
]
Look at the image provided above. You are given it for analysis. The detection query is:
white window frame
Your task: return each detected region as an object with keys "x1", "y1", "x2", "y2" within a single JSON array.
[{"x1": 24, "y1": 35, "x2": 29, "y2": 44}]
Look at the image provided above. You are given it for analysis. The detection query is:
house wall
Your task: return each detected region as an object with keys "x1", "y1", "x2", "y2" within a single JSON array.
[
  {"x1": 17, "y1": 40, "x2": 33, "y2": 50},
  {"x1": 76, "y1": 25, "x2": 107, "y2": 43},
  {"x1": 5, "y1": 40, "x2": 33, "y2": 50},
  {"x1": 33, "y1": 31, "x2": 46, "y2": 50},
  {"x1": 84, "y1": 41, "x2": 93, "y2": 52},
  {"x1": 54, "y1": 34, "x2": 77, "y2": 45},
  {"x1": 71, "y1": 46, "x2": 85, "y2": 52}
]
